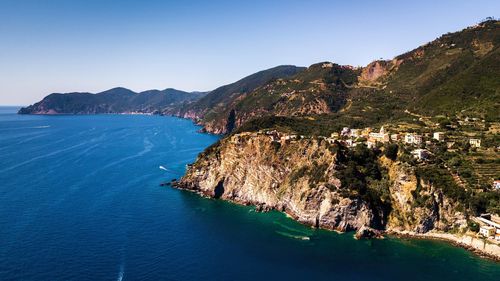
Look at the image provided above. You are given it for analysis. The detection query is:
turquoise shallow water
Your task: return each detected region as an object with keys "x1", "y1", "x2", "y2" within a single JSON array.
[{"x1": 0, "y1": 106, "x2": 498, "y2": 281}]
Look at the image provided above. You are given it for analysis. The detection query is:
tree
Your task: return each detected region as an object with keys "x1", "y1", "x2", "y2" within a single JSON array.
[{"x1": 384, "y1": 143, "x2": 399, "y2": 161}]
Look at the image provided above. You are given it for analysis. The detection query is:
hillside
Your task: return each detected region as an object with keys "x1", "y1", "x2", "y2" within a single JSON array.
[
  {"x1": 202, "y1": 63, "x2": 359, "y2": 134},
  {"x1": 173, "y1": 20, "x2": 500, "y2": 259},
  {"x1": 20, "y1": 20, "x2": 499, "y2": 125},
  {"x1": 166, "y1": 65, "x2": 306, "y2": 133},
  {"x1": 385, "y1": 19, "x2": 500, "y2": 118},
  {"x1": 181, "y1": 20, "x2": 499, "y2": 134},
  {"x1": 18, "y1": 87, "x2": 206, "y2": 114}
]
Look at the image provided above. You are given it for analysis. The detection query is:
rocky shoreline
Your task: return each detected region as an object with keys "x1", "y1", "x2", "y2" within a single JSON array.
[
  {"x1": 389, "y1": 231, "x2": 500, "y2": 262},
  {"x1": 172, "y1": 180, "x2": 499, "y2": 261},
  {"x1": 169, "y1": 132, "x2": 500, "y2": 262}
]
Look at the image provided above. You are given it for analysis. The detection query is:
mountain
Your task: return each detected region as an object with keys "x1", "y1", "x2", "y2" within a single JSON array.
[
  {"x1": 20, "y1": 20, "x2": 499, "y2": 124},
  {"x1": 173, "y1": 20, "x2": 500, "y2": 259},
  {"x1": 198, "y1": 62, "x2": 359, "y2": 134},
  {"x1": 205, "y1": 19, "x2": 499, "y2": 135},
  {"x1": 167, "y1": 65, "x2": 306, "y2": 133},
  {"x1": 18, "y1": 87, "x2": 206, "y2": 114}
]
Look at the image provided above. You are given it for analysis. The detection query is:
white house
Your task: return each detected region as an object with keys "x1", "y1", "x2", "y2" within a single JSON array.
[
  {"x1": 344, "y1": 139, "x2": 355, "y2": 147},
  {"x1": 391, "y1": 134, "x2": 401, "y2": 142},
  {"x1": 469, "y1": 138, "x2": 481, "y2": 148},
  {"x1": 411, "y1": 149, "x2": 430, "y2": 160},
  {"x1": 479, "y1": 226, "x2": 495, "y2": 238},
  {"x1": 433, "y1": 132, "x2": 445, "y2": 142},
  {"x1": 493, "y1": 180, "x2": 500, "y2": 190},
  {"x1": 341, "y1": 127, "x2": 351, "y2": 137},
  {"x1": 405, "y1": 133, "x2": 423, "y2": 145},
  {"x1": 477, "y1": 217, "x2": 500, "y2": 239},
  {"x1": 367, "y1": 140, "x2": 376, "y2": 149}
]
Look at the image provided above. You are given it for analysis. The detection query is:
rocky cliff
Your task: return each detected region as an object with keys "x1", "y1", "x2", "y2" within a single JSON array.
[
  {"x1": 381, "y1": 158, "x2": 467, "y2": 233},
  {"x1": 174, "y1": 132, "x2": 468, "y2": 236}
]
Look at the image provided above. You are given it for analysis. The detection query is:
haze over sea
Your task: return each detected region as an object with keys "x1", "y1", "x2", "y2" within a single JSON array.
[{"x1": 0, "y1": 106, "x2": 498, "y2": 280}]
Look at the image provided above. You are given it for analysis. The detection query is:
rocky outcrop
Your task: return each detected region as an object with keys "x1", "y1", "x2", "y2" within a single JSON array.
[
  {"x1": 381, "y1": 157, "x2": 467, "y2": 233},
  {"x1": 175, "y1": 133, "x2": 382, "y2": 231},
  {"x1": 174, "y1": 132, "x2": 468, "y2": 236},
  {"x1": 355, "y1": 226, "x2": 383, "y2": 239}
]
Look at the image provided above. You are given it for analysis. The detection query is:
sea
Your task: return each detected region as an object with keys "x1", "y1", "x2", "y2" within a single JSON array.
[{"x1": 0, "y1": 106, "x2": 498, "y2": 281}]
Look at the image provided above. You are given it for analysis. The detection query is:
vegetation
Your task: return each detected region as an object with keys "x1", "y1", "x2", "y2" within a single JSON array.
[{"x1": 179, "y1": 65, "x2": 305, "y2": 121}]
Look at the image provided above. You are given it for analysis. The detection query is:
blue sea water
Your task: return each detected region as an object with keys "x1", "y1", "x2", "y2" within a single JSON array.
[{"x1": 0, "y1": 106, "x2": 498, "y2": 281}]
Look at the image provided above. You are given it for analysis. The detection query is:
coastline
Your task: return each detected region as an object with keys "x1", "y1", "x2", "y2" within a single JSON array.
[
  {"x1": 17, "y1": 111, "x2": 500, "y2": 263},
  {"x1": 389, "y1": 230, "x2": 500, "y2": 262},
  {"x1": 171, "y1": 181, "x2": 500, "y2": 262}
]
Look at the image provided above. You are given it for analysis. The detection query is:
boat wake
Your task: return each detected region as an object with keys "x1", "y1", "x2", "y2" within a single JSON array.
[
  {"x1": 274, "y1": 222, "x2": 312, "y2": 236},
  {"x1": 32, "y1": 125, "x2": 51, "y2": 129},
  {"x1": 117, "y1": 264, "x2": 124, "y2": 281},
  {"x1": 276, "y1": 231, "x2": 310, "y2": 241}
]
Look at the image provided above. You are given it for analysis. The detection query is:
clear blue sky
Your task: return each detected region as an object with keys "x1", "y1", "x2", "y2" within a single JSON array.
[{"x1": 0, "y1": 0, "x2": 498, "y2": 105}]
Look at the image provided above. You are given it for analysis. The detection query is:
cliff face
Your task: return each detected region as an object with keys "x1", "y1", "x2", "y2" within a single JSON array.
[
  {"x1": 381, "y1": 158, "x2": 467, "y2": 233},
  {"x1": 177, "y1": 133, "x2": 380, "y2": 231},
  {"x1": 175, "y1": 132, "x2": 467, "y2": 234}
]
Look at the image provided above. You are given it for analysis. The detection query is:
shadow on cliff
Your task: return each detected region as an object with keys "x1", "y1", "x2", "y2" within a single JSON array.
[{"x1": 214, "y1": 179, "x2": 225, "y2": 199}]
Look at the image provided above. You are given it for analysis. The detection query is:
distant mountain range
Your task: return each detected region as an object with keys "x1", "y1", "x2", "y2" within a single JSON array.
[
  {"x1": 18, "y1": 87, "x2": 207, "y2": 115},
  {"x1": 20, "y1": 20, "x2": 499, "y2": 135}
]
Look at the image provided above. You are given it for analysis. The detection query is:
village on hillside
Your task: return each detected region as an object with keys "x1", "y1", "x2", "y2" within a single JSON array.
[{"x1": 244, "y1": 114, "x2": 500, "y2": 243}]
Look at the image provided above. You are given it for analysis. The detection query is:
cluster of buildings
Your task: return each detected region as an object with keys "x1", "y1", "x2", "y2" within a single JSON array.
[
  {"x1": 263, "y1": 130, "x2": 300, "y2": 143},
  {"x1": 258, "y1": 127, "x2": 486, "y2": 165},
  {"x1": 256, "y1": 127, "x2": 498, "y2": 191},
  {"x1": 477, "y1": 215, "x2": 500, "y2": 241},
  {"x1": 327, "y1": 126, "x2": 432, "y2": 158},
  {"x1": 327, "y1": 126, "x2": 484, "y2": 153}
]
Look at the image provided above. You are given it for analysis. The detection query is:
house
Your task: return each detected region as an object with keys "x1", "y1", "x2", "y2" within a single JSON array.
[
  {"x1": 280, "y1": 134, "x2": 298, "y2": 143},
  {"x1": 404, "y1": 133, "x2": 423, "y2": 145},
  {"x1": 493, "y1": 180, "x2": 500, "y2": 190},
  {"x1": 326, "y1": 138, "x2": 337, "y2": 144},
  {"x1": 477, "y1": 217, "x2": 500, "y2": 239},
  {"x1": 266, "y1": 130, "x2": 281, "y2": 142},
  {"x1": 469, "y1": 138, "x2": 481, "y2": 148},
  {"x1": 341, "y1": 127, "x2": 351, "y2": 137},
  {"x1": 411, "y1": 149, "x2": 430, "y2": 160},
  {"x1": 343, "y1": 139, "x2": 355, "y2": 147},
  {"x1": 367, "y1": 140, "x2": 376, "y2": 149},
  {"x1": 369, "y1": 126, "x2": 390, "y2": 143},
  {"x1": 414, "y1": 134, "x2": 423, "y2": 145},
  {"x1": 361, "y1": 127, "x2": 372, "y2": 137},
  {"x1": 350, "y1": 129, "x2": 360, "y2": 138},
  {"x1": 479, "y1": 226, "x2": 496, "y2": 238},
  {"x1": 433, "y1": 132, "x2": 445, "y2": 142},
  {"x1": 391, "y1": 134, "x2": 401, "y2": 142},
  {"x1": 285, "y1": 135, "x2": 298, "y2": 140}
]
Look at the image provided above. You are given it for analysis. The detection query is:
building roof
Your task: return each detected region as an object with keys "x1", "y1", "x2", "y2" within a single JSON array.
[{"x1": 478, "y1": 217, "x2": 500, "y2": 229}]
